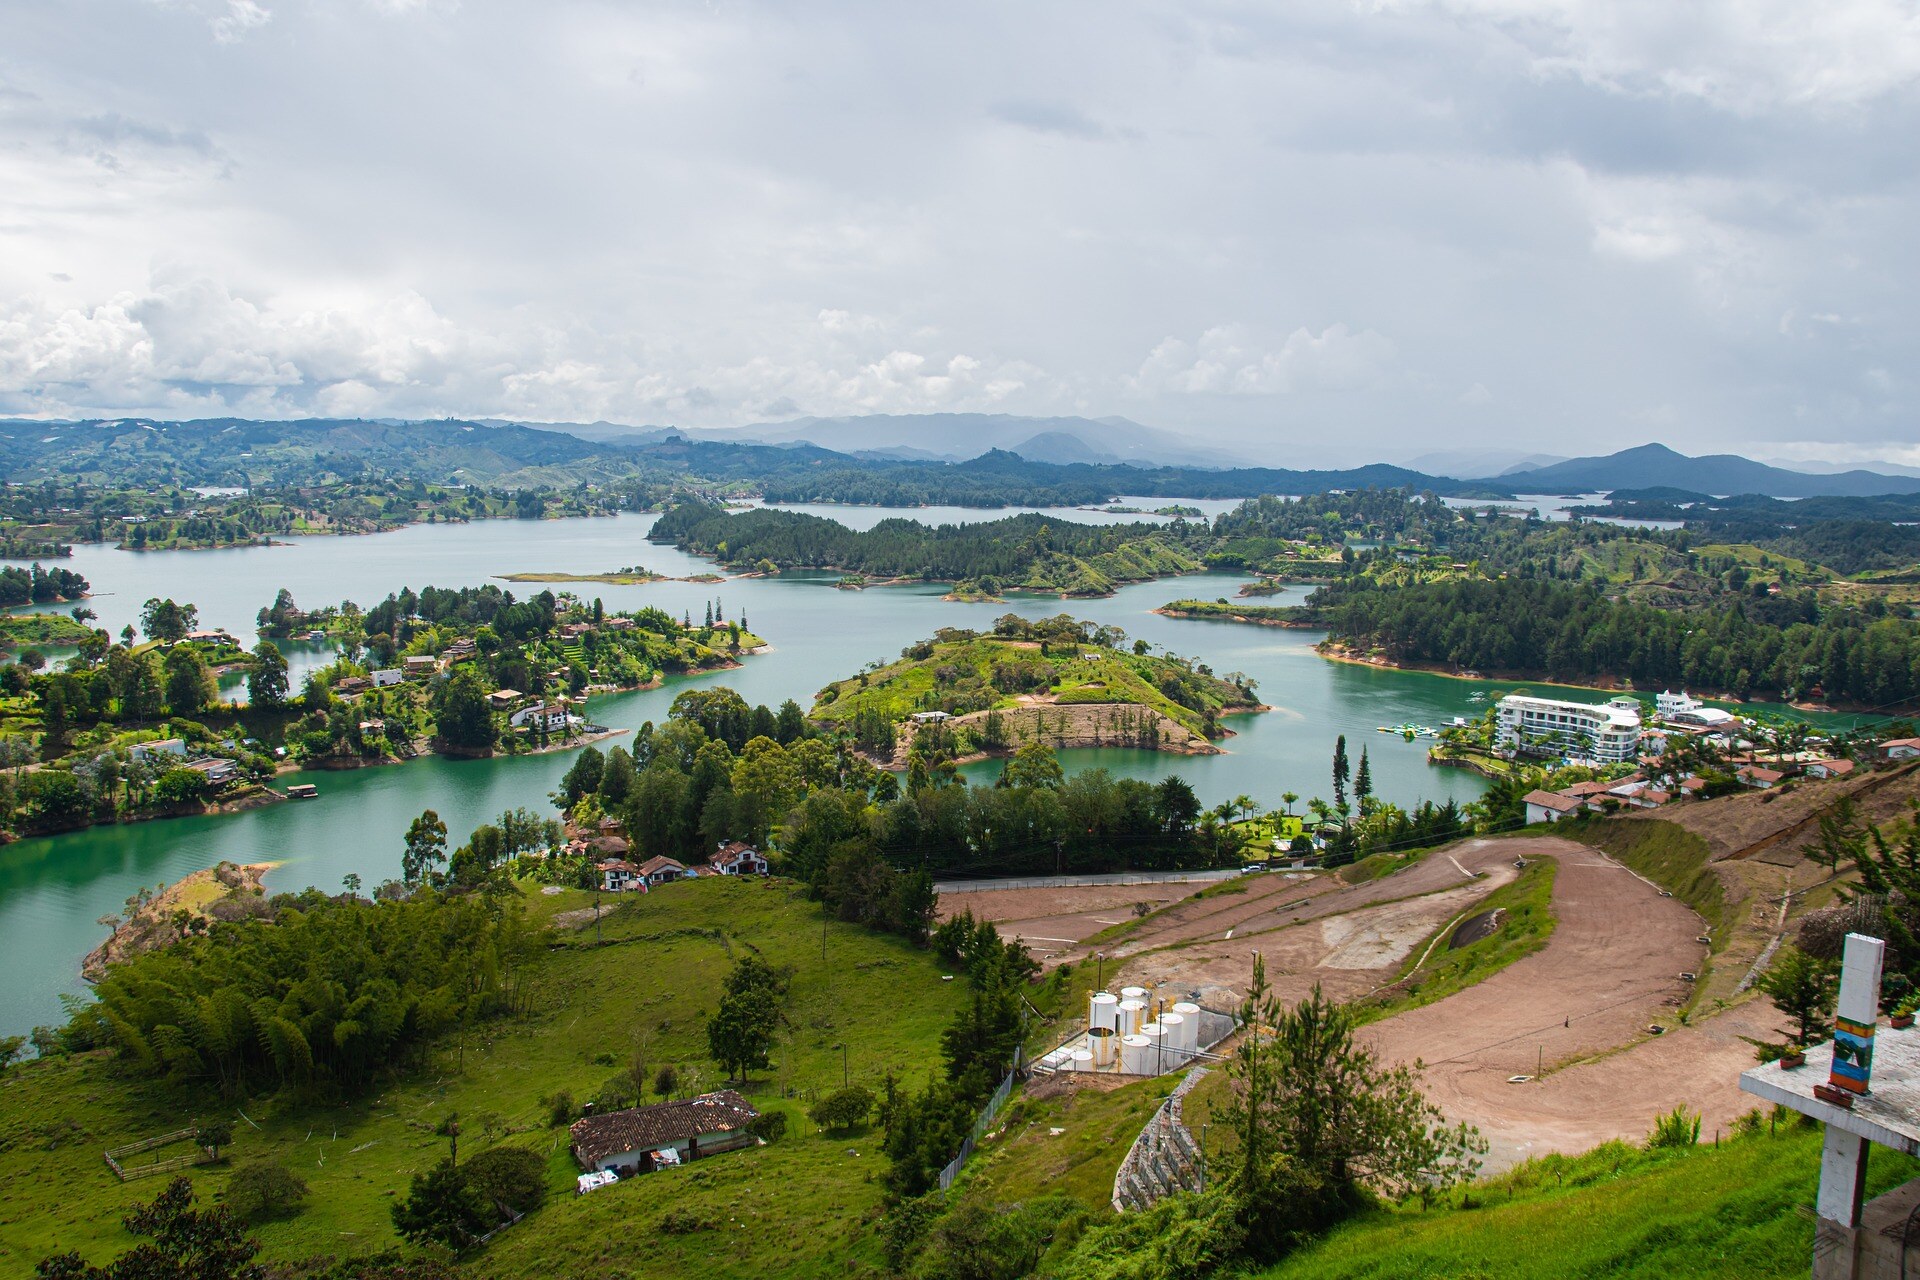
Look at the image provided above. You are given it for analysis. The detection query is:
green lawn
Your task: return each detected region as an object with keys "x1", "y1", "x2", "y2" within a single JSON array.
[
  {"x1": 0, "y1": 876, "x2": 966, "y2": 1278},
  {"x1": 954, "y1": 1076, "x2": 1178, "y2": 1210}
]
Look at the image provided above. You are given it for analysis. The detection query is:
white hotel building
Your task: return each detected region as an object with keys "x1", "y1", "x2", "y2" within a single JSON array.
[{"x1": 1495, "y1": 693, "x2": 1644, "y2": 764}]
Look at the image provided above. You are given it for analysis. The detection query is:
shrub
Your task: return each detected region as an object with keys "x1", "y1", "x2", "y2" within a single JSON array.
[
  {"x1": 809, "y1": 1085, "x2": 875, "y2": 1132},
  {"x1": 544, "y1": 1090, "x2": 575, "y2": 1127},
  {"x1": 747, "y1": 1111, "x2": 788, "y2": 1143},
  {"x1": 653, "y1": 1064, "x2": 679, "y2": 1098},
  {"x1": 659, "y1": 1206, "x2": 714, "y2": 1235},
  {"x1": 225, "y1": 1160, "x2": 309, "y2": 1221},
  {"x1": 1647, "y1": 1106, "x2": 1701, "y2": 1150}
]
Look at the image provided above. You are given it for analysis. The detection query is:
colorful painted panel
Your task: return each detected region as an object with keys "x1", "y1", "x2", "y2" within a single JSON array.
[{"x1": 1830, "y1": 1015, "x2": 1875, "y2": 1094}]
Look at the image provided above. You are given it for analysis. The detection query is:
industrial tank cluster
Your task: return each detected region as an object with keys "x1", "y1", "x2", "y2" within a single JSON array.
[{"x1": 1077, "y1": 986, "x2": 1203, "y2": 1075}]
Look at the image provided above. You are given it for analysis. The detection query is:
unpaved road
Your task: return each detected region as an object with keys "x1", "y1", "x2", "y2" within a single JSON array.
[{"x1": 1362, "y1": 835, "x2": 1719, "y2": 1169}]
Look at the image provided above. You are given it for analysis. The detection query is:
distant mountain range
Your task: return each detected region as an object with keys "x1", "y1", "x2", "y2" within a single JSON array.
[{"x1": 1466, "y1": 442, "x2": 1920, "y2": 499}]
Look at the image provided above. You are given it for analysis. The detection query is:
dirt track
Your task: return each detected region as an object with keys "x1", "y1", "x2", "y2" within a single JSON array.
[{"x1": 1361, "y1": 835, "x2": 1716, "y2": 1169}]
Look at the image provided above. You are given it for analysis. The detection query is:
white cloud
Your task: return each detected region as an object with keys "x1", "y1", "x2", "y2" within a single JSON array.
[{"x1": 1129, "y1": 324, "x2": 1396, "y2": 397}]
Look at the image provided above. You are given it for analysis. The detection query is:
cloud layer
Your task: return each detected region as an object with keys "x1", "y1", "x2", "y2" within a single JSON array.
[{"x1": 1, "y1": 0, "x2": 1915, "y2": 463}]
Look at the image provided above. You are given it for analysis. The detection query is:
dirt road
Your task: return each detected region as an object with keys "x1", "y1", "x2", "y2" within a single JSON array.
[{"x1": 1361, "y1": 835, "x2": 1719, "y2": 1169}]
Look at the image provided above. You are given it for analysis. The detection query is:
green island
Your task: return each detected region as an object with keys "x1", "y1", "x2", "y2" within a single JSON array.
[
  {"x1": 1154, "y1": 598, "x2": 1316, "y2": 627},
  {"x1": 0, "y1": 610, "x2": 96, "y2": 650},
  {"x1": 808, "y1": 613, "x2": 1263, "y2": 764},
  {"x1": 495, "y1": 567, "x2": 666, "y2": 584}
]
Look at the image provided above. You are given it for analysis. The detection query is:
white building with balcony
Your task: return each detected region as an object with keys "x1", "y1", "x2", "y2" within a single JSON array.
[{"x1": 1495, "y1": 693, "x2": 1643, "y2": 764}]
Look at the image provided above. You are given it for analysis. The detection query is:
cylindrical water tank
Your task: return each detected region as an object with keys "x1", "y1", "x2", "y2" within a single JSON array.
[
  {"x1": 1120, "y1": 1033, "x2": 1151, "y2": 1075},
  {"x1": 1118, "y1": 999, "x2": 1147, "y2": 1036},
  {"x1": 1158, "y1": 1012, "x2": 1188, "y2": 1061},
  {"x1": 1120, "y1": 985, "x2": 1149, "y2": 1003},
  {"x1": 1069, "y1": 1049, "x2": 1093, "y2": 1073},
  {"x1": 1089, "y1": 992, "x2": 1119, "y2": 1033},
  {"x1": 1172, "y1": 1001, "x2": 1203, "y2": 1051},
  {"x1": 1139, "y1": 1022, "x2": 1168, "y2": 1075},
  {"x1": 1087, "y1": 1025, "x2": 1117, "y2": 1068}
]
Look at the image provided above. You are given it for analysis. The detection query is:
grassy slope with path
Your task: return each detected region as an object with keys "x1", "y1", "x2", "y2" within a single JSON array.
[{"x1": 0, "y1": 876, "x2": 965, "y2": 1278}]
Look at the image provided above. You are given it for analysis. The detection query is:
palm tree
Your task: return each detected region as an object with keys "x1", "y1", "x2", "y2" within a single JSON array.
[
  {"x1": 1233, "y1": 794, "x2": 1257, "y2": 825},
  {"x1": 1280, "y1": 791, "x2": 1299, "y2": 816}
]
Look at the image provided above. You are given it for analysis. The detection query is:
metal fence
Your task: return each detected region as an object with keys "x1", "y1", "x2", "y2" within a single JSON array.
[
  {"x1": 935, "y1": 1047, "x2": 1025, "y2": 1191},
  {"x1": 103, "y1": 1128, "x2": 213, "y2": 1181}
]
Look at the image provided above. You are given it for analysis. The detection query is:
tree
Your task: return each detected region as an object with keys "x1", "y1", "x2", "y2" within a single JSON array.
[
  {"x1": 706, "y1": 956, "x2": 785, "y2": 1082},
  {"x1": 1331, "y1": 735, "x2": 1350, "y2": 814},
  {"x1": 140, "y1": 598, "x2": 198, "y2": 645},
  {"x1": 403, "y1": 809, "x2": 449, "y2": 888},
  {"x1": 35, "y1": 1177, "x2": 264, "y2": 1280},
  {"x1": 246, "y1": 642, "x2": 288, "y2": 710},
  {"x1": 1759, "y1": 944, "x2": 1836, "y2": 1046},
  {"x1": 653, "y1": 1064, "x2": 679, "y2": 1098},
  {"x1": 1154, "y1": 775, "x2": 1200, "y2": 836},
  {"x1": 555, "y1": 745, "x2": 605, "y2": 810},
  {"x1": 1220, "y1": 958, "x2": 1483, "y2": 1256},
  {"x1": 810, "y1": 1085, "x2": 875, "y2": 1132},
  {"x1": 196, "y1": 1120, "x2": 234, "y2": 1162},
  {"x1": 390, "y1": 1158, "x2": 491, "y2": 1252},
  {"x1": 461, "y1": 1145, "x2": 547, "y2": 1219},
  {"x1": 153, "y1": 767, "x2": 211, "y2": 807},
  {"x1": 164, "y1": 646, "x2": 218, "y2": 717},
  {"x1": 1000, "y1": 741, "x2": 1064, "y2": 791},
  {"x1": 224, "y1": 1162, "x2": 308, "y2": 1222},
  {"x1": 431, "y1": 667, "x2": 497, "y2": 753},
  {"x1": 1354, "y1": 749, "x2": 1373, "y2": 813},
  {"x1": 0, "y1": 1034, "x2": 24, "y2": 1074}
]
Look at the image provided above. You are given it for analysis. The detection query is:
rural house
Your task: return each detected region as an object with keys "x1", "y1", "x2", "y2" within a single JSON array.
[
  {"x1": 569, "y1": 1091, "x2": 761, "y2": 1177},
  {"x1": 597, "y1": 859, "x2": 642, "y2": 892},
  {"x1": 370, "y1": 668, "x2": 404, "y2": 688},
  {"x1": 708, "y1": 842, "x2": 769, "y2": 876},
  {"x1": 636, "y1": 855, "x2": 686, "y2": 887},
  {"x1": 1523, "y1": 789, "x2": 1585, "y2": 825},
  {"x1": 1882, "y1": 738, "x2": 1920, "y2": 761}
]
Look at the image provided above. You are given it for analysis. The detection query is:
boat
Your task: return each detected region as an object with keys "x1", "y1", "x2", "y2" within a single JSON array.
[{"x1": 286, "y1": 783, "x2": 319, "y2": 800}]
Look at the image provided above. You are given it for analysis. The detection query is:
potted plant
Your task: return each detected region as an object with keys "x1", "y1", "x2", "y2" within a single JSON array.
[
  {"x1": 1781, "y1": 1043, "x2": 1807, "y2": 1069},
  {"x1": 1892, "y1": 1001, "x2": 1915, "y2": 1030}
]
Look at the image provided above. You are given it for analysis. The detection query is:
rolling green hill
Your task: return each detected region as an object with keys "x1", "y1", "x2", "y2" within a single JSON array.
[{"x1": 0, "y1": 876, "x2": 966, "y2": 1278}]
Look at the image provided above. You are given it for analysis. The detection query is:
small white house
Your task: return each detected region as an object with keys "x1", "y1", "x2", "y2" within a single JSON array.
[
  {"x1": 1883, "y1": 738, "x2": 1920, "y2": 761},
  {"x1": 1523, "y1": 789, "x2": 1585, "y2": 825},
  {"x1": 186, "y1": 758, "x2": 240, "y2": 787},
  {"x1": 636, "y1": 856, "x2": 686, "y2": 887},
  {"x1": 597, "y1": 858, "x2": 643, "y2": 892},
  {"x1": 708, "y1": 842, "x2": 769, "y2": 876},
  {"x1": 510, "y1": 702, "x2": 579, "y2": 733},
  {"x1": 370, "y1": 668, "x2": 404, "y2": 688}
]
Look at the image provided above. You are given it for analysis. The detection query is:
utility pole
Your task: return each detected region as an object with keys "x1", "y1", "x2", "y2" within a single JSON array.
[
  {"x1": 595, "y1": 884, "x2": 602, "y2": 946},
  {"x1": 841, "y1": 1043, "x2": 849, "y2": 1090}
]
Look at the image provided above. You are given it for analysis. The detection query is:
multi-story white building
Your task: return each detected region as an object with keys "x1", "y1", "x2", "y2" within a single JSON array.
[
  {"x1": 1654, "y1": 689, "x2": 1737, "y2": 730},
  {"x1": 1495, "y1": 694, "x2": 1643, "y2": 764}
]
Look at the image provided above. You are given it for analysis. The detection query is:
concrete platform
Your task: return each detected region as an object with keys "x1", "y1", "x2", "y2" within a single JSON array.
[{"x1": 1741, "y1": 1027, "x2": 1920, "y2": 1158}]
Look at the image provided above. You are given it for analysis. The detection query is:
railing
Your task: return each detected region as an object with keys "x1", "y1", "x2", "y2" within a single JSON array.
[
  {"x1": 935, "y1": 1047, "x2": 1025, "y2": 1191},
  {"x1": 104, "y1": 1129, "x2": 214, "y2": 1181}
]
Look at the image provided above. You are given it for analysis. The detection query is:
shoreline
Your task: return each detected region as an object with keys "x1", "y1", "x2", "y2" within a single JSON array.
[
  {"x1": 1152, "y1": 606, "x2": 1320, "y2": 629},
  {"x1": 1314, "y1": 641, "x2": 1883, "y2": 718},
  {"x1": 82, "y1": 860, "x2": 277, "y2": 981}
]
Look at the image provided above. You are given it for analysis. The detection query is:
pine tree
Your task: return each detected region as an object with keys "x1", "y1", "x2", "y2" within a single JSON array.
[
  {"x1": 1355, "y1": 748, "x2": 1373, "y2": 813},
  {"x1": 1332, "y1": 735, "x2": 1350, "y2": 814}
]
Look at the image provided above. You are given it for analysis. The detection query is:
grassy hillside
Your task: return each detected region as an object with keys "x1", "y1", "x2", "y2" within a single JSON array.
[
  {"x1": 1260, "y1": 1125, "x2": 1919, "y2": 1280},
  {"x1": 810, "y1": 628, "x2": 1259, "y2": 742},
  {"x1": 0, "y1": 876, "x2": 966, "y2": 1278}
]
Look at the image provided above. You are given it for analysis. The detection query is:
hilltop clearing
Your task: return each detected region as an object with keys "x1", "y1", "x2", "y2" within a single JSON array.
[{"x1": 809, "y1": 614, "x2": 1262, "y2": 764}]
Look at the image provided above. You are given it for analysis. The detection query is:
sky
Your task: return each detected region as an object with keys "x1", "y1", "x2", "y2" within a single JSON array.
[{"x1": 1, "y1": 0, "x2": 1917, "y2": 467}]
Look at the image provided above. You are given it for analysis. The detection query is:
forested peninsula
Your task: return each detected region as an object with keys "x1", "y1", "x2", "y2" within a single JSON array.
[{"x1": 650, "y1": 502, "x2": 1207, "y2": 597}]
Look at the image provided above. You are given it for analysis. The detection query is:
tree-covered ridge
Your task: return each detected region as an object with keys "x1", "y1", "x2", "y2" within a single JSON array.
[
  {"x1": 1316, "y1": 576, "x2": 1920, "y2": 706},
  {"x1": 652, "y1": 502, "x2": 1208, "y2": 595},
  {"x1": 76, "y1": 888, "x2": 541, "y2": 1097},
  {"x1": 810, "y1": 614, "x2": 1259, "y2": 750}
]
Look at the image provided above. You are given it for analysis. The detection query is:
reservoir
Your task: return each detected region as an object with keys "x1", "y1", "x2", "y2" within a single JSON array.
[{"x1": 0, "y1": 509, "x2": 1867, "y2": 1036}]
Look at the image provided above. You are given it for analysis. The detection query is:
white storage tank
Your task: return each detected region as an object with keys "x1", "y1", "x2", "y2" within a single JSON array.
[
  {"x1": 1069, "y1": 1049, "x2": 1094, "y2": 1073},
  {"x1": 1121, "y1": 985, "x2": 1149, "y2": 1004},
  {"x1": 1172, "y1": 1001, "x2": 1203, "y2": 1051},
  {"x1": 1119, "y1": 1033, "x2": 1151, "y2": 1075},
  {"x1": 1087, "y1": 1025, "x2": 1117, "y2": 1068},
  {"x1": 1117, "y1": 998, "x2": 1147, "y2": 1036},
  {"x1": 1158, "y1": 1012, "x2": 1188, "y2": 1062},
  {"x1": 1139, "y1": 1022, "x2": 1168, "y2": 1075},
  {"x1": 1089, "y1": 991, "x2": 1120, "y2": 1033}
]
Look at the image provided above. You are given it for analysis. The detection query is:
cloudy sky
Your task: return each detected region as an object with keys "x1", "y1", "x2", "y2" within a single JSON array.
[{"x1": 2, "y1": 0, "x2": 1916, "y2": 465}]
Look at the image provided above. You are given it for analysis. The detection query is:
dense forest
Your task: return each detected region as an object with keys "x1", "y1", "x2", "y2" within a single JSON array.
[
  {"x1": 1317, "y1": 576, "x2": 1920, "y2": 706},
  {"x1": 0, "y1": 563, "x2": 87, "y2": 606},
  {"x1": 652, "y1": 502, "x2": 1208, "y2": 593}
]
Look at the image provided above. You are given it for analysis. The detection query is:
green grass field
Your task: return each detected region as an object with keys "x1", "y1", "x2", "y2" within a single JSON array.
[
  {"x1": 0, "y1": 876, "x2": 966, "y2": 1278},
  {"x1": 1261, "y1": 1125, "x2": 1919, "y2": 1280}
]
